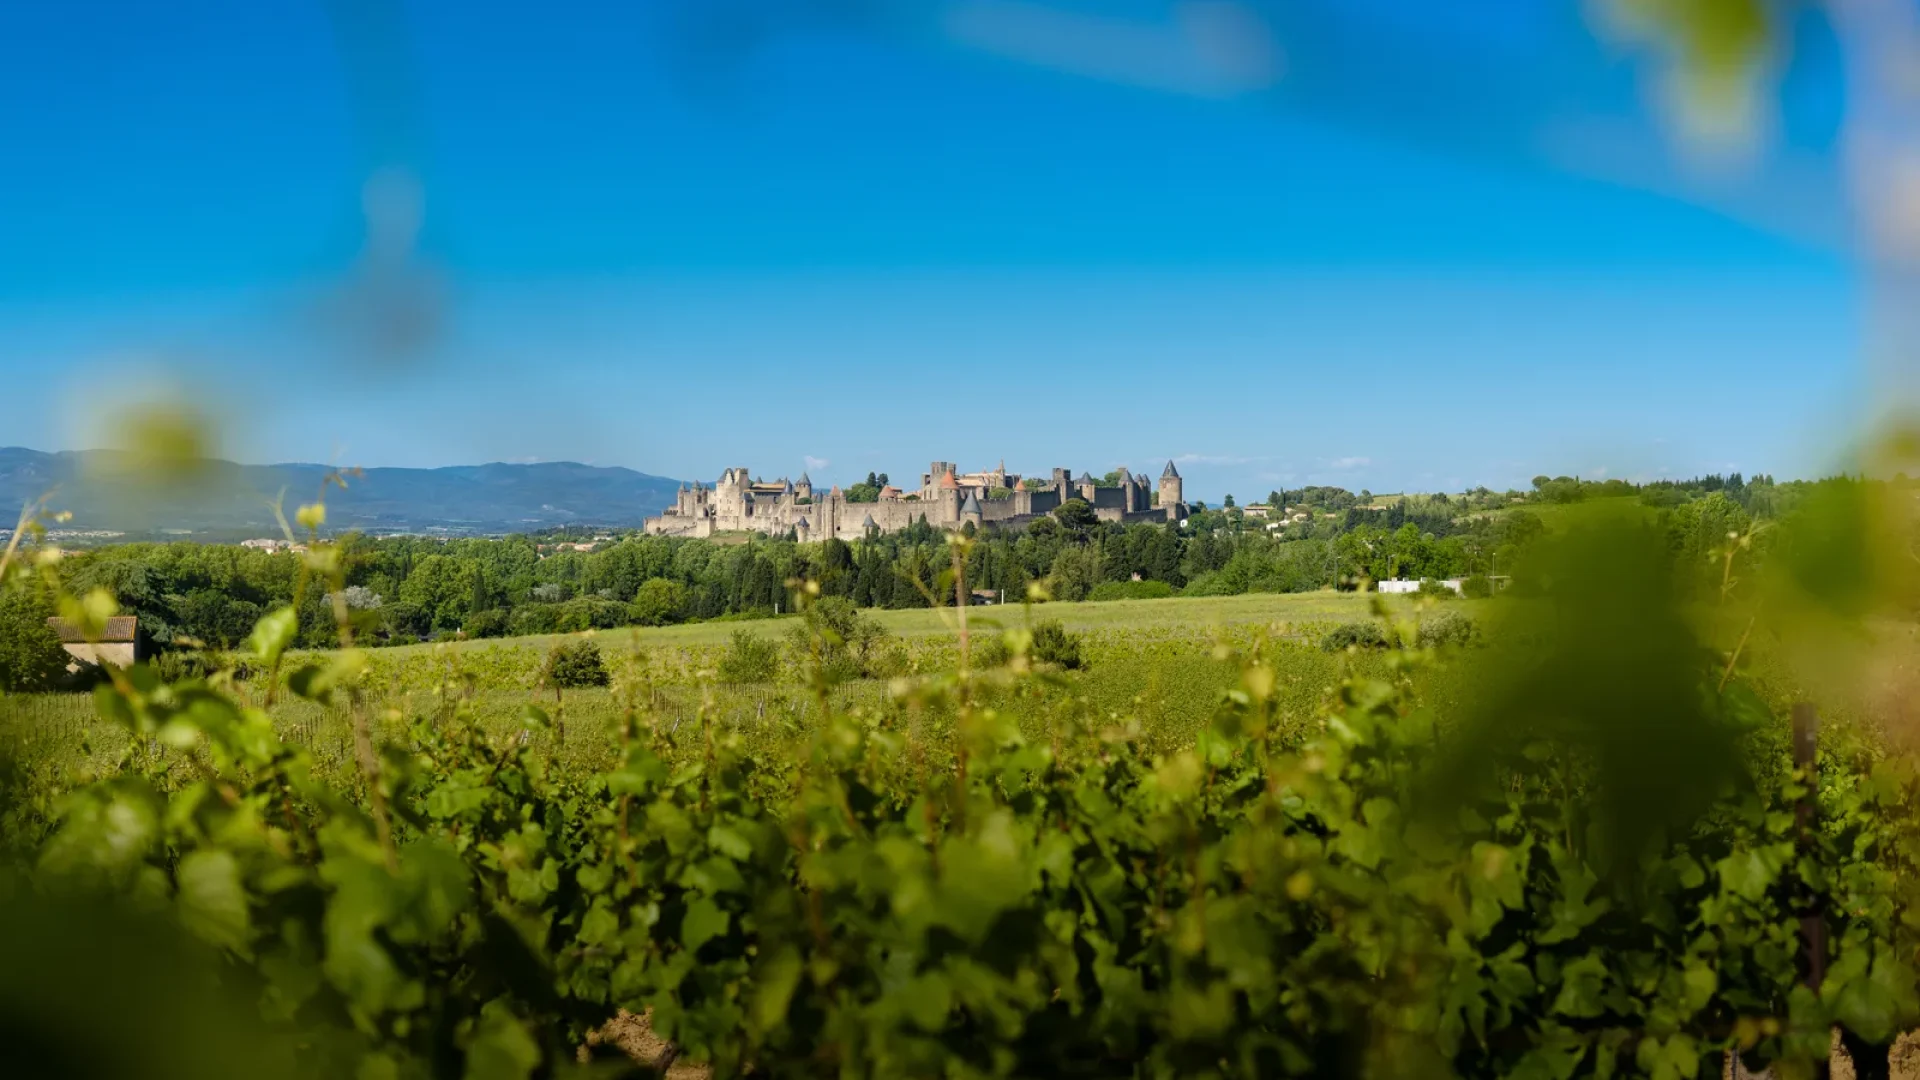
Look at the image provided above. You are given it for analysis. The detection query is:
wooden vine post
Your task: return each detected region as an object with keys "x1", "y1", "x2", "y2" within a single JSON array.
[
  {"x1": 1797, "y1": 694, "x2": 1895, "y2": 1080},
  {"x1": 1793, "y1": 703, "x2": 1831, "y2": 1080}
]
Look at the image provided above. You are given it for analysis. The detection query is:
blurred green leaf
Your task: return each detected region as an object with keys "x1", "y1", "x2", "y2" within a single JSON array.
[
  {"x1": 1432, "y1": 509, "x2": 1744, "y2": 865},
  {"x1": 463, "y1": 1000, "x2": 540, "y2": 1080},
  {"x1": 175, "y1": 850, "x2": 251, "y2": 955},
  {"x1": 681, "y1": 896, "x2": 728, "y2": 952},
  {"x1": 244, "y1": 606, "x2": 298, "y2": 667}
]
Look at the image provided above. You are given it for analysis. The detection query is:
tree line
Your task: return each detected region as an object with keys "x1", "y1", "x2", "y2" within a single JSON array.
[{"x1": 0, "y1": 473, "x2": 1829, "y2": 681}]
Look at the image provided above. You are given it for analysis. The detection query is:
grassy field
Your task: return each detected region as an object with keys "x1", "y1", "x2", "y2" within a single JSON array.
[
  {"x1": 4, "y1": 583, "x2": 1908, "y2": 856},
  {"x1": 376, "y1": 589, "x2": 1398, "y2": 656},
  {"x1": 328, "y1": 590, "x2": 1444, "y2": 714},
  {"x1": 0, "y1": 591, "x2": 1460, "y2": 786}
]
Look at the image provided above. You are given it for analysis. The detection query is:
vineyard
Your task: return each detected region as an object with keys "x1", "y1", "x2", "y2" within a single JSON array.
[
  {"x1": 5, "y1": 497, "x2": 1920, "y2": 1079},
  {"x1": 2, "y1": 600, "x2": 1405, "y2": 779},
  {"x1": 14, "y1": 0, "x2": 1920, "y2": 1073}
]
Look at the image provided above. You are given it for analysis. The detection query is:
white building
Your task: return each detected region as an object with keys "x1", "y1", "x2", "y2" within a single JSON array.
[{"x1": 1377, "y1": 578, "x2": 1464, "y2": 595}]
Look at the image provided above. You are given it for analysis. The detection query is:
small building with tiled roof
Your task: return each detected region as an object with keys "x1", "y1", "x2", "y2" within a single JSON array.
[{"x1": 47, "y1": 616, "x2": 140, "y2": 671}]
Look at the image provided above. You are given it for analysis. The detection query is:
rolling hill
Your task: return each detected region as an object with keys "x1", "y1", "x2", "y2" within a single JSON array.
[{"x1": 0, "y1": 447, "x2": 685, "y2": 537}]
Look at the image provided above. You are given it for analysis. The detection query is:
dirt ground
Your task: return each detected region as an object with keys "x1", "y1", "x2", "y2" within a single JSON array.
[
  {"x1": 1727, "y1": 1031, "x2": 1920, "y2": 1078},
  {"x1": 583, "y1": 1009, "x2": 711, "y2": 1079},
  {"x1": 590, "y1": 1013, "x2": 1920, "y2": 1079}
]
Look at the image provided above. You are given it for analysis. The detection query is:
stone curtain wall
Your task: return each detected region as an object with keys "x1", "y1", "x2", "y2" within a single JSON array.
[{"x1": 825, "y1": 496, "x2": 937, "y2": 540}]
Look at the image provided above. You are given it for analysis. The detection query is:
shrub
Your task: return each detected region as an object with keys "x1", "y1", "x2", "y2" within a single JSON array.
[
  {"x1": 975, "y1": 620, "x2": 1085, "y2": 670},
  {"x1": 973, "y1": 632, "x2": 1012, "y2": 668},
  {"x1": 1030, "y1": 619, "x2": 1085, "y2": 670},
  {"x1": 717, "y1": 630, "x2": 781, "y2": 684},
  {"x1": 1087, "y1": 580, "x2": 1175, "y2": 602},
  {"x1": 1320, "y1": 620, "x2": 1389, "y2": 652},
  {"x1": 463, "y1": 609, "x2": 511, "y2": 639},
  {"x1": 789, "y1": 597, "x2": 895, "y2": 682},
  {"x1": 1417, "y1": 578, "x2": 1458, "y2": 599},
  {"x1": 1415, "y1": 610, "x2": 1477, "y2": 649},
  {"x1": 1460, "y1": 574, "x2": 1493, "y2": 599},
  {"x1": 543, "y1": 639, "x2": 609, "y2": 688},
  {"x1": 150, "y1": 650, "x2": 218, "y2": 683},
  {"x1": 1179, "y1": 572, "x2": 1238, "y2": 598}
]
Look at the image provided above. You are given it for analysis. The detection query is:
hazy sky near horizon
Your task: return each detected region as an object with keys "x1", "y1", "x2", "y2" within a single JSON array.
[{"x1": 0, "y1": 0, "x2": 1869, "y2": 502}]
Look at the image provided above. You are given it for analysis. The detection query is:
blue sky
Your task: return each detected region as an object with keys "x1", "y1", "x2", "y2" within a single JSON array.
[{"x1": 0, "y1": 0, "x2": 1867, "y2": 502}]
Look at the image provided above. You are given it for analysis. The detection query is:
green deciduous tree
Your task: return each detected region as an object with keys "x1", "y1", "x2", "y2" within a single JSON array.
[
  {"x1": 1051, "y1": 499, "x2": 1098, "y2": 542},
  {"x1": 629, "y1": 578, "x2": 689, "y2": 627},
  {"x1": 1048, "y1": 545, "x2": 1101, "y2": 602},
  {"x1": 0, "y1": 587, "x2": 68, "y2": 691}
]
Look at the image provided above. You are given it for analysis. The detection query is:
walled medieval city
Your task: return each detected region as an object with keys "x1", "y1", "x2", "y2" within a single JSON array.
[{"x1": 644, "y1": 460, "x2": 1189, "y2": 540}]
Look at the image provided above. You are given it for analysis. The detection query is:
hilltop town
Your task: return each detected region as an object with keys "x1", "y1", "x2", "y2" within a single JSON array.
[{"x1": 644, "y1": 460, "x2": 1190, "y2": 540}]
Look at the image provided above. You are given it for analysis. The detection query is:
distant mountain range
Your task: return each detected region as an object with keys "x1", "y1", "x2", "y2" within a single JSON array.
[{"x1": 0, "y1": 447, "x2": 685, "y2": 537}]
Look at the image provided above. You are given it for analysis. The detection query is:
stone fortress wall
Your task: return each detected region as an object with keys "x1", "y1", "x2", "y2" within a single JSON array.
[{"x1": 644, "y1": 459, "x2": 1190, "y2": 541}]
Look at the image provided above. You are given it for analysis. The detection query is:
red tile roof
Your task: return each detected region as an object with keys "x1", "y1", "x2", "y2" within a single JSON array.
[{"x1": 47, "y1": 616, "x2": 138, "y2": 643}]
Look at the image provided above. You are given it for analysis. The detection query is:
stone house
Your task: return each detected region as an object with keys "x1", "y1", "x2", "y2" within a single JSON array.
[{"x1": 47, "y1": 616, "x2": 139, "y2": 670}]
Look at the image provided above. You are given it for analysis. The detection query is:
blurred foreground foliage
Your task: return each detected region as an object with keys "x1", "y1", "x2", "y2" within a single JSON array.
[{"x1": 4, "y1": 461, "x2": 1920, "y2": 1078}]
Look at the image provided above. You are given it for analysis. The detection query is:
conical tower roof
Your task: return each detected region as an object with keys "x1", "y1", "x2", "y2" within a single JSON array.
[
  {"x1": 961, "y1": 492, "x2": 981, "y2": 515},
  {"x1": 1162, "y1": 459, "x2": 1180, "y2": 479},
  {"x1": 799, "y1": 472, "x2": 811, "y2": 486},
  {"x1": 1075, "y1": 471, "x2": 1095, "y2": 486},
  {"x1": 862, "y1": 513, "x2": 878, "y2": 530}
]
